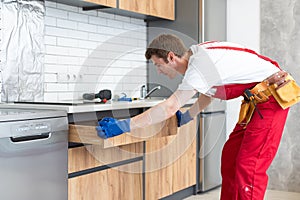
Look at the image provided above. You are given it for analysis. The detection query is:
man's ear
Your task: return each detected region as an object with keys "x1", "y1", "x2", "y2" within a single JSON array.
[{"x1": 167, "y1": 51, "x2": 176, "y2": 63}]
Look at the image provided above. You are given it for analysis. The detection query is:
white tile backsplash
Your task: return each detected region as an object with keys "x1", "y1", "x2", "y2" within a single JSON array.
[{"x1": 44, "y1": 1, "x2": 147, "y2": 101}]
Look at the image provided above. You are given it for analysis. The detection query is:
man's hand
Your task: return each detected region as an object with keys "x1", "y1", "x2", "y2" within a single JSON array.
[
  {"x1": 96, "y1": 117, "x2": 130, "y2": 139},
  {"x1": 175, "y1": 110, "x2": 193, "y2": 127}
]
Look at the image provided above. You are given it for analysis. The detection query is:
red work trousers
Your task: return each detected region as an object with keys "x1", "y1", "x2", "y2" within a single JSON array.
[{"x1": 220, "y1": 95, "x2": 289, "y2": 200}]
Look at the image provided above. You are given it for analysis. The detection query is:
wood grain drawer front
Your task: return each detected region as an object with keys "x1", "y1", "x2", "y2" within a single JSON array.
[
  {"x1": 68, "y1": 115, "x2": 177, "y2": 147},
  {"x1": 68, "y1": 162, "x2": 143, "y2": 200},
  {"x1": 68, "y1": 143, "x2": 143, "y2": 173}
]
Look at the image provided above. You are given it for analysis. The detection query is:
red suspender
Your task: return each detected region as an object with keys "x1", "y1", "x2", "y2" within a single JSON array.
[{"x1": 206, "y1": 46, "x2": 281, "y2": 69}]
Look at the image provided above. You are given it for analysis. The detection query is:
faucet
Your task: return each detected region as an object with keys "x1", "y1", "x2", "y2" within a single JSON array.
[{"x1": 140, "y1": 85, "x2": 161, "y2": 99}]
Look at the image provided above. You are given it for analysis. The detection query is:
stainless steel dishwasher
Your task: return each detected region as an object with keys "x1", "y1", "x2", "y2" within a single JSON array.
[{"x1": 0, "y1": 108, "x2": 68, "y2": 200}]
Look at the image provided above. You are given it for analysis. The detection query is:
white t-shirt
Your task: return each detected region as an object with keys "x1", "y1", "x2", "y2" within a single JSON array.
[{"x1": 178, "y1": 41, "x2": 280, "y2": 95}]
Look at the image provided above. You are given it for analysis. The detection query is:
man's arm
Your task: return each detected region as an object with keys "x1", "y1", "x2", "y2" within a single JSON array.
[
  {"x1": 130, "y1": 89, "x2": 197, "y2": 130},
  {"x1": 188, "y1": 94, "x2": 212, "y2": 118},
  {"x1": 96, "y1": 90, "x2": 212, "y2": 138},
  {"x1": 176, "y1": 94, "x2": 212, "y2": 127}
]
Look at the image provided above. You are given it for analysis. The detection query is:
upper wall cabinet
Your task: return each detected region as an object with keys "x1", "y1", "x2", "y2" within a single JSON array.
[
  {"x1": 47, "y1": 0, "x2": 117, "y2": 8},
  {"x1": 84, "y1": 0, "x2": 117, "y2": 8},
  {"x1": 119, "y1": 0, "x2": 148, "y2": 15},
  {"x1": 119, "y1": 0, "x2": 175, "y2": 20},
  {"x1": 149, "y1": 0, "x2": 175, "y2": 20},
  {"x1": 49, "y1": 0, "x2": 174, "y2": 20}
]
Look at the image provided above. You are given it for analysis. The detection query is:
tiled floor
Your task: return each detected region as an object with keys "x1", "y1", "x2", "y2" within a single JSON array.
[{"x1": 183, "y1": 187, "x2": 300, "y2": 200}]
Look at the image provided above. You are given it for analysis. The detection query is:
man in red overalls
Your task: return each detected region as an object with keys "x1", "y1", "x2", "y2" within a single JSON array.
[{"x1": 96, "y1": 34, "x2": 292, "y2": 200}]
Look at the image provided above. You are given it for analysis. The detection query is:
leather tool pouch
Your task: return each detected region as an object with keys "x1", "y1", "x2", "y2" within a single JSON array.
[
  {"x1": 238, "y1": 100, "x2": 256, "y2": 126},
  {"x1": 268, "y1": 75, "x2": 300, "y2": 109}
]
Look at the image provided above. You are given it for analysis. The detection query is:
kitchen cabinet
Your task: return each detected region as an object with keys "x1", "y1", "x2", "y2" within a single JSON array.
[
  {"x1": 0, "y1": 101, "x2": 197, "y2": 199},
  {"x1": 119, "y1": 0, "x2": 175, "y2": 20},
  {"x1": 119, "y1": 0, "x2": 148, "y2": 15},
  {"x1": 84, "y1": 0, "x2": 117, "y2": 8},
  {"x1": 149, "y1": 0, "x2": 175, "y2": 20},
  {"x1": 50, "y1": 0, "x2": 174, "y2": 20},
  {"x1": 67, "y1": 114, "x2": 178, "y2": 200},
  {"x1": 68, "y1": 144, "x2": 143, "y2": 200},
  {"x1": 145, "y1": 108, "x2": 197, "y2": 199}
]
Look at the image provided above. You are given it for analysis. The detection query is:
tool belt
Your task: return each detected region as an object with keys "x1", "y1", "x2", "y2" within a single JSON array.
[{"x1": 238, "y1": 71, "x2": 300, "y2": 127}]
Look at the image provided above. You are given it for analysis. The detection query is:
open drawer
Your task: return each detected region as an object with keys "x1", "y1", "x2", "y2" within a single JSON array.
[{"x1": 69, "y1": 115, "x2": 178, "y2": 148}]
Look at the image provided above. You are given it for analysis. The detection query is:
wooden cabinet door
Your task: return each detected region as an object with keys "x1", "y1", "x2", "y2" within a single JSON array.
[
  {"x1": 172, "y1": 114, "x2": 197, "y2": 192},
  {"x1": 119, "y1": 0, "x2": 148, "y2": 15},
  {"x1": 84, "y1": 0, "x2": 117, "y2": 8},
  {"x1": 119, "y1": 0, "x2": 175, "y2": 20},
  {"x1": 145, "y1": 108, "x2": 197, "y2": 199},
  {"x1": 149, "y1": 0, "x2": 175, "y2": 20}
]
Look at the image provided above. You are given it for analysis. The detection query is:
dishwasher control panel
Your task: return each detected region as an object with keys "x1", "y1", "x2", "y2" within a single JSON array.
[
  {"x1": 11, "y1": 122, "x2": 51, "y2": 137},
  {"x1": 0, "y1": 116, "x2": 68, "y2": 139}
]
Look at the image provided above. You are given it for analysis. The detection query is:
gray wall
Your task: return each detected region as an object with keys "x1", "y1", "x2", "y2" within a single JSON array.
[{"x1": 261, "y1": 0, "x2": 300, "y2": 192}]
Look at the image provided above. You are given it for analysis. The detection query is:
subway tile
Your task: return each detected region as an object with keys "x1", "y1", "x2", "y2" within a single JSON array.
[
  {"x1": 45, "y1": 26, "x2": 69, "y2": 38},
  {"x1": 115, "y1": 15, "x2": 131, "y2": 22},
  {"x1": 89, "y1": 16, "x2": 107, "y2": 26},
  {"x1": 68, "y1": 65, "x2": 86, "y2": 74},
  {"x1": 44, "y1": 55, "x2": 58, "y2": 64},
  {"x1": 67, "y1": 47, "x2": 89, "y2": 57},
  {"x1": 123, "y1": 22, "x2": 140, "y2": 30},
  {"x1": 56, "y1": 56, "x2": 80, "y2": 65},
  {"x1": 130, "y1": 17, "x2": 146, "y2": 25},
  {"x1": 44, "y1": 73, "x2": 58, "y2": 82},
  {"x1": 57, "y1": 38, "x2": 78, "y2": 47},
  {"x1": 44, "y1": 64, "x2": 68, "y2": 73},
  {"x1": 45, "y1": 7, "x2": 68, "y2": 19},
  {"x1": 45, "y1": 83, "x2": 68, "y2": 92},
  {"x1": 58, "y1": 92, "x2": 80, "y2": 101},
  {"x1": 45, "y1": 1, "x2": 57, "y2": 8},
  {"x1": 97, "y1": 26, "x2": 115, "y2": 35},
  {"x1": 106, "y1": 19, "x2": 124, "y2": 29},
  {"x1": 67, "y1": 29, "x2": 89, "y2": 40},
  {"x1": 44, "y1": 92, "x2": 58, "y2": 101},
  {"x1": 57, "y1": 73, "x2": 71, "y2": 82},
  {"x1": 81, "y1": 57, "x2": 106, "y2": 67},
  {"x1": 85, "y1": 66, "x2": 108, "y2": 74},
  {"x1": 44, "y1": 3, "x2": 147, "y2": 99},
  {"x1": 68, "y1": 12, "x2": 89, "y2": 23},
  {"x1": 57, "y1": 18, "x2": 77, "y2": 29},
  {"x1": 78, "y1": 22, "x2": 98, "y2": 33},
  {"x1": 88, "y1": 32, "x2": 108, "y2": 42},
  {"x1": 97, "y1": 11, "x2": 115, "y2": 19},
  {"x1": 44, "y1": 16, "x2": 56, "y2": 26},
  {"x1": 46, "y1": 45, "x2": 69, "y2": 56},
  {"x1": 45, "y1": 36, "x2": 57, "y2": 45},
  {"x1": 78, "y1": 40, "x2": 98, "y2": 49}
]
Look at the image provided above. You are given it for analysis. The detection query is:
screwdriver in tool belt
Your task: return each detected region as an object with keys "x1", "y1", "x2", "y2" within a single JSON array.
[{"x1": 244, "y1": 89, "x2": 263, "y2": 119}]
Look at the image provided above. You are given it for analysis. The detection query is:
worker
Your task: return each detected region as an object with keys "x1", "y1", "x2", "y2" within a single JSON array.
[{"x1": 96, "y1": 34, "x2": 299, "y2": 200}]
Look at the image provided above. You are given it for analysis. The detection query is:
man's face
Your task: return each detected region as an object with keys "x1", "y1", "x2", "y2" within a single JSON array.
[{"x1": 150, "y1": 55, "x2": 178, "y2": 79}]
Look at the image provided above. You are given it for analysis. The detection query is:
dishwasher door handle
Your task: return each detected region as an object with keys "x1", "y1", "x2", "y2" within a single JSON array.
[{"x1": 10, "y1": 133, "x2": 51, "y2": 143}]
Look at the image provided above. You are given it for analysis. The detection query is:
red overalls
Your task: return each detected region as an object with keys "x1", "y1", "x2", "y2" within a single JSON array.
[{"x1": 207, "y1": 45, "x2": 290, "y2": 200}]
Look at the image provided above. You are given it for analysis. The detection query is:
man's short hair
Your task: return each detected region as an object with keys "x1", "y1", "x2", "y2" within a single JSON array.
[{"x1": 145, "y1": 34, "x2": 187, "y2": 63}]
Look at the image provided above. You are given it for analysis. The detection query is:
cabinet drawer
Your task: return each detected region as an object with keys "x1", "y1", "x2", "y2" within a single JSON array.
[
  {"x1": 68, "y1": 143, "x2": 143, "y2": 173},
  {"x1": 68, "y1": 162, "x2": 143, "y2": 200},
  {"x1": 68, "y1": 115, "x2": 177, "y2": 147}
]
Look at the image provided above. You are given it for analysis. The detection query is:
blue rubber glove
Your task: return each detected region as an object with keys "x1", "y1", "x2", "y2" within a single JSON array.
[
  {"x1": 176, "y1": 110, "x2": 193, "y2": 127},
  {"x1": 96, "y1": 117, "x2": 131, "y2": 139}
]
